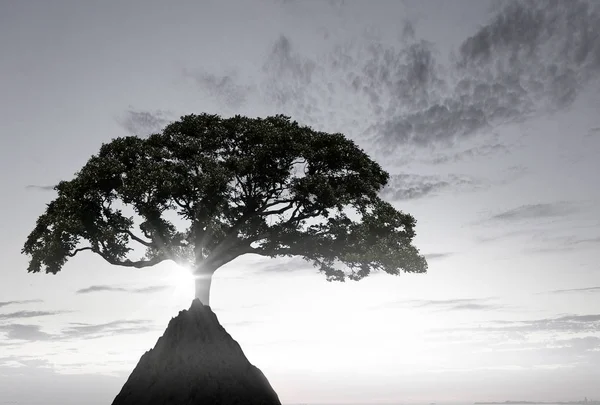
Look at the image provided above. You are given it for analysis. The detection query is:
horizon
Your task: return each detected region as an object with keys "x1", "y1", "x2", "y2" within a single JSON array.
[{"x1": 1, "y1": 0, "x2": 599, "y2": 404}]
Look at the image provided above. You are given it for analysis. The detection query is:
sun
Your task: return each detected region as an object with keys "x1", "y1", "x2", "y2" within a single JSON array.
[{"x1": 167, "y1": 263, "x2": 196, "y2": 297}]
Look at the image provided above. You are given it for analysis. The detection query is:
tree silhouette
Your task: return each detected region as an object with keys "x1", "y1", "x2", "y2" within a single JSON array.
[{"x1": 22, "y1": 114, "x2": 427, "y2": 305}]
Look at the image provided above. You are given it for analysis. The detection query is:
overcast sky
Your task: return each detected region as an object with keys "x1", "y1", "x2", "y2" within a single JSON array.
[{"x1": 1, "y1": 1, "x2": 600, "y2": 404}]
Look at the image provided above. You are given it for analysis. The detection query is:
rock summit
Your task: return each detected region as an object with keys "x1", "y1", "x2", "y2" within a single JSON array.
[{"x1": 112, "y1": 299, "x2": 281, "y2": 405}]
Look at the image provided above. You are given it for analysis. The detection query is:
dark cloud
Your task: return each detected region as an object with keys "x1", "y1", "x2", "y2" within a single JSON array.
[
  {"x1": 0, "y1": 324, "x2": 54, "y2": 341},
  {"x1": 191, "y1": 1, "x2": 600, "y2": 153},
  {"x1": 380, "y1": 173, "x2": 481, "y2": 201},
  {"x1": 261, "y1": 35, "x2": 317, "y2": 111},
  {"x1": 76, "y1": 284, "x2": 170, "y2": 294},
  {"x1": 0, "y1": 299, "x2": 43, "y2": 308},
  {"x1": 118, "y1": 109, "x2": 171, "y2": 137},
  {"x1": 0, "y1": 310, "x2": 64, "y2": 320},
  {"x1": 25, "y1": 184, "x2": 55, "y2": 191},
  {"x1": 490, "y1": 202, "x2": 578, "y2": 221}
]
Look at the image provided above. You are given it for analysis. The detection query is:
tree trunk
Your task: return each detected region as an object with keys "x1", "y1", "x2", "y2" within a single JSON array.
[{"x1": 194, "y1": 270, "x2": 215, "y2": 306}]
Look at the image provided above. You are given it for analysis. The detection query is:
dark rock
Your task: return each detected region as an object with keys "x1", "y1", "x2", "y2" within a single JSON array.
[{"x1": 112, "y1": 299, "x2": 281, "y2": 405}]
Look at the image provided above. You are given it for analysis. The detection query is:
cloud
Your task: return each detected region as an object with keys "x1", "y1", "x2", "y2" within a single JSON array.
[
  {"x1": 413, "y1": 298, "x2": 503, "y2": 312},
  {"x1": 61, "y1": 320, "x2": 157, "y2": 339},
  {"x1": 525, "y1": 234, "x2": 600, "y2": 254},
  {"x1": 261, "y1": 35, "x2": 317, "y2": 109},
  {"x1": 0, "y1": 319, "x2": 158, "y2": 342},
  {"x1": 25, "y1": 185, "x2": 55, "y2": 191},
  {"x1": 132, "y1": 285, "x2": 170, "y2": 294},
  {"x1": 255, "y1": 256, "x2": 312, "y2": 273},
  {"x1": 0, "y1": 311, "x2": 64, "y2": 320},
  {"x1": 0, "y1": 324, "x2": 54, "y2": 341},
  {"x1": 380, "y1": 173, "x2": 481, "y2": 201},
  {"x1": 0, "y1": 358, "x2": 123, "y2": 405},
  {"x1": 189, "y1": 1, "x2": 600, "y2": 154},
  {"x1": 548, "y1": 286, "x2": 600, "y2": 294},
  {"x1": 117, "y1": 109, "x2": 171, "y2": 136},
  {"x1": 75, "y1": 284, "x2": 170, "y2": 294},
  {"x1": 423, "y1": 252, "x2": 454, "y2": 261},
  {"x1": 422, "y1": 315, "x2": 600, "y2": 372},
  {"x1": 0, "y1": 300, "x2": 43, "y2": 308},
  {"x1": 446, "y1": 314, "x2": 600, "y2": 334},
  {"x1": 380, "y1": 297, "x2": 504, "y2": 312},
  {"x1": 426, "y1": 143, "x2": 511, "y2": 165},
  {"x1": 182, "y1": 69, "x2": 252, "y2": 110},
  {"x1": 76, "y1": 285, "x2": 128, "y2": 294},
  {"x1": 489, "y1": 202, "x2": 578, "y2": 221}
]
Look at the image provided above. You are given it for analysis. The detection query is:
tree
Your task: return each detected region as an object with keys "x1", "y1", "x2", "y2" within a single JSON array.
[{"x1": 22, "y1": 114, "x2": 427, "y2": 305}]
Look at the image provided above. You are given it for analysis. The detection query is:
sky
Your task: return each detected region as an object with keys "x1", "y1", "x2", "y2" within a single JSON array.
[{"x1": 1, "y1": 0, "x2": 600, "y2": 404}]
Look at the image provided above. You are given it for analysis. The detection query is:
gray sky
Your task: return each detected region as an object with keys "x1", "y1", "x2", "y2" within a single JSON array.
[{"x1": 1, "y1": 1, "x2": 600, "y2": 404}]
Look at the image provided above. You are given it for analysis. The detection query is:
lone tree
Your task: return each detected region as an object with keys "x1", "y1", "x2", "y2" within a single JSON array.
[{"x1": 22, "y1": 114, "x2": 427, "y2": 305}]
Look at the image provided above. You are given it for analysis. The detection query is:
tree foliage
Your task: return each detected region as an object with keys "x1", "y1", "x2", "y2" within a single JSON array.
[{"x1": 22, "y1": 114, "x2": 427, "y2": 281}]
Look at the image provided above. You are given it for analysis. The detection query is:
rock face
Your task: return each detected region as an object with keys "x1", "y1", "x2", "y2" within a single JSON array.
[{"x1": 112, "y1": 299, "x2": 281, "y2": 405}]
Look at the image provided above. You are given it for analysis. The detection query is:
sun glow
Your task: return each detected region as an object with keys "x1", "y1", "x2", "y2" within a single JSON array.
[{"x1": 167, "y1": 263, "x2": 196, "y2": 298}]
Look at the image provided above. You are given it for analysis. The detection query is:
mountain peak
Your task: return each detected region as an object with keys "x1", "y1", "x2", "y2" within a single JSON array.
[{"x1": 112, "y1": 299, "x2": 281, "y2": 405}]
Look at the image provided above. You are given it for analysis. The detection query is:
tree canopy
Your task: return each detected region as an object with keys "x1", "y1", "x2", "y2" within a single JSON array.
[{"x1": 22, "y1": 113, "x2": 427, "y2": 282}]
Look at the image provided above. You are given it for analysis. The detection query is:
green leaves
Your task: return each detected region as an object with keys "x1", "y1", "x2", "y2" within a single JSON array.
[{"x1": 22, "y1": 113, "x2": 427, "y2": 281}]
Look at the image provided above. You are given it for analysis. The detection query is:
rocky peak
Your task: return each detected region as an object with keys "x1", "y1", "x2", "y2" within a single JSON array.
[{"x1": 112, "y1": 299, "x2": 281, "y2": 405}]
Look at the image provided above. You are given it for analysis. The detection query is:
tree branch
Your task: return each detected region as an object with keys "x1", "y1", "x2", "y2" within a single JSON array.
[
  {"x1": 260, "y1": 200, "x2": 296, "y2": 216},
  {"x1": 67, "y1": 245, "x2": 168, "y2": 268},
  {"x1": 201, "y1": 243, "x2": 256, "y2": 272},
  {"x1": 124, "y1": 230, "x2": 154, "y2": 247},
  {"x1": 96, "y1": 251, "x2": 168, "y2": 268},
  {"x1": 66, "y1": 247, "x2": 95, "y2": 257}
]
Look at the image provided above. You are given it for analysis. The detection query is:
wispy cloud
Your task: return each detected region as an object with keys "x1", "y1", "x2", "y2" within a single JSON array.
[
  {"x1": 379, "y1": 297, "x2": 504, "y2": 312},
  {"x1": 426, "y1": 143, "x2": 511, "y2": 165},
  {"x1": 75, "y1": 284, "x2": 170, "y2": 294},
  {"x1": 132, "y1": 286, "x2": 170, "y2": 294},
  {"x1": 0, "y1": 311, "x2": 64, "y2": 320},
  {"x1": 0, "y1": 324, "x2": 54, "y2": 341},
  {"x1": 525, "y1": 234, "x2": 600, "y2": 254},
  {"x1": 442, "y1": 314, "x2": 600, "y2": 334},
  {"x1": 117, "y1": 108, "x2": 171, "y2": 137},
  {"x1": 76, "y1": 286, "x2": 128, "y2": 294},
  {"x1": 182, "y1": 69, "x2": 252, "y2": 110},
  {"x1": 254, "y1": 256, "x2": 313, "y2": 274},
  {"x1": 61, "y1": 320, "x2": 157, "y2": 339},
  {"x1": 547, "y1": 286, "x2": 600, "y2": 294},
  {"x1": 413, "y1": 298, "x2": 503, "y2": 312},
  {"x1": 489, "y1": 202, "x2": 579, "y2": 221},
  {"x1": 24, "y1": 185, "x2": 55, "y2": 191},
  {"x1": 423, "y1": 253, "x2": 454, "y2": 261},
  {"x1": 380, "y1": 173, "x2": 481, "y2": 201},
  {"x1": 0, "y1": 300, "x2": 43, "y2": 308},
  {"x1": 0, "y1": 319, "x2": 158, "y2": 342}
]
